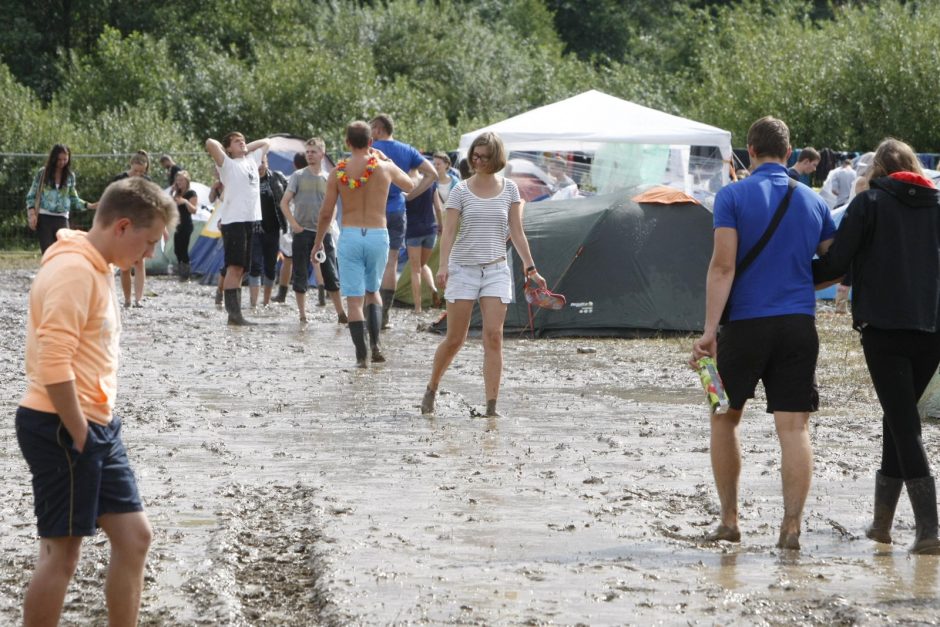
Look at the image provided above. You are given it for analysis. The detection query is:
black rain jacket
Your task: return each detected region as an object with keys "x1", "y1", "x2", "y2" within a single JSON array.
[{"x1": 813, "y1": 174, "x2": 940, "y2": 332}]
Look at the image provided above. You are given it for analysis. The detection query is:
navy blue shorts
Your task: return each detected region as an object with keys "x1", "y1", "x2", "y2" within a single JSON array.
[{"x1": 15, "y1": 406, "x2": 143, "y2": 537}]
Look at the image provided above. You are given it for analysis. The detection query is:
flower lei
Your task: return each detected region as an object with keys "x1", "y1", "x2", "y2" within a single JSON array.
[{"x1": 336, "y1": 156, "x2": 378, "y2": 189}]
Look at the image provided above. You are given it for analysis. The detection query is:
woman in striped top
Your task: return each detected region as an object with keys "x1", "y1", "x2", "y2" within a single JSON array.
[{"x1": 421, "y1": 132, "x2": 546, "y2": 417}]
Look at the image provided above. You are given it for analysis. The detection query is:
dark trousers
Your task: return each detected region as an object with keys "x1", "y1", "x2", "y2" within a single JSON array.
[
  {"x1": 861, "y1": 326, "x2": 940, "y2": 479},
  {"x1": 249, "y1": 229, "x2": 280, "y2": 283},
  {"x1": 174, "y1": 223, "x2": 193, "y2": 264},
  {"x1": 37, "y1": 214, "x2": 68, "y2": 254},
  {"x1": 291, "y1": 230, "x2": 340, "y2": 293}
]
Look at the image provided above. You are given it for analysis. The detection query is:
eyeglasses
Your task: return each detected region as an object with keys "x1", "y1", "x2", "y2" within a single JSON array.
[{"x1": 471, "y1": 152, "x2": 491, "y2": 163}]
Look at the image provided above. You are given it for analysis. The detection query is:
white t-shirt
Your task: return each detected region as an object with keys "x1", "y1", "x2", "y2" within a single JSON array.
[
  {"x1": 218, "y1": 150, "x2": 263, "y2": 224},
  {"x1": 447, "y1": 177, "x2": 520, "y2": 265}
]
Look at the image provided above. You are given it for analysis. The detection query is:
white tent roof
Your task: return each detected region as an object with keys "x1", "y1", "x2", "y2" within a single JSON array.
[{"x1": 457, "y1": 90, "x2": 732, "y2": 159}]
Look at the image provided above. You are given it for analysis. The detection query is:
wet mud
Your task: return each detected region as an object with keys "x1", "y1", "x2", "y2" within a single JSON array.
[{"x1": 0, "y1": 268, "x2": 938, "y2": 625}]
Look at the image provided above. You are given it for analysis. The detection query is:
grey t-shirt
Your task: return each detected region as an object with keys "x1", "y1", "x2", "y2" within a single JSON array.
[{"x1": 286, "y1": 167, "x2": 328, "y2": 230}]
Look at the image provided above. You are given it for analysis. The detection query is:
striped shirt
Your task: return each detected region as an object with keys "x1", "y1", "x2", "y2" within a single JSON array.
[{"x1": 447, "y1": 178, "x2": 521, "y2": 265}]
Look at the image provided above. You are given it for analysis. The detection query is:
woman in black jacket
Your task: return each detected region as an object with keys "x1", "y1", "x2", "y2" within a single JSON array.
[{"x1": 814, "y1": 138, "x2": 940, "y2": 554}]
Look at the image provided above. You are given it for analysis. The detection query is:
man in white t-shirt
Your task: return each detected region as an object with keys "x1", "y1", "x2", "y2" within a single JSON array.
[{"x1": 205, "y1": 132, "x2": 270, "y2": 325}]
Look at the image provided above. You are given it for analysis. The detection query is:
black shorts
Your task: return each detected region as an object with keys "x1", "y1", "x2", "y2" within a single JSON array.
[
  {"x1": 15, "y1": 407, "x2": 143, "y2": 537},
  {"x1": 717, "y1": 314, "x2": 819, "y2": 413},
  {"x1": 220, "y1": 221, "x2": 256, "y2": 270}
]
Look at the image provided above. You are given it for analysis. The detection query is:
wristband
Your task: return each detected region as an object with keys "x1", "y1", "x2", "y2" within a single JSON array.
[{"x1": 525, "y1": 265, "x2": 537, "y2": 276}]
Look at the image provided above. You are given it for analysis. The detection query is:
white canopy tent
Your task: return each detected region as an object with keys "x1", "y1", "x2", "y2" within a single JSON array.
[{"x1": 457, "y1": 90, "x2": 734, "y2": 200}]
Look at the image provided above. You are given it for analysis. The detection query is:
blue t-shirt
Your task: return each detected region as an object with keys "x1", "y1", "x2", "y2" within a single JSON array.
[
  {"x1": 372, "y1": 139, "x2": 427, "y2": 215},
  {"x1": 405, "y1": 182, "x2": 438, "y2": 238},
  {"x1": 714, "y1": 162, "x2": 836, "y2": 321}
]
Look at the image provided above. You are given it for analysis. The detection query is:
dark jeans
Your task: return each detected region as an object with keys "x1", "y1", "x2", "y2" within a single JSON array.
[
  {"x1": 174, "y1": 222, "x2": 193, "y2": 264},
  {"x1": 37, "y1": 214, "x2": 68, "y2": 254},
  {"x1": 249, "y1": 229, "x2": 280, "y2": 284},
  {"x1": 861, "y1": 326, "x2": 940, "y2": 479}
]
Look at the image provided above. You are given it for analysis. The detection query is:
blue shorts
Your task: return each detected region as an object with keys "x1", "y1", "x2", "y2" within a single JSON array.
[
  {"x1": 337, "y1": 227, "x2": 389, "y2": 297},
  {"x1": 387, "y1": 211, "x2": 406, "y2": 250},
  {"x1": 15, "y1": 406, "x2": 143, "y2": 537},
  {"x1": 406, "y1": 233, "x2": 436, "y2": 250}
]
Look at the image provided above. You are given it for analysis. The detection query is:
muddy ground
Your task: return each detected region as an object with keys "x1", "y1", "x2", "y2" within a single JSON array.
[{"x1": 0, "y1": 266, "x2": 938, "y2": 626}]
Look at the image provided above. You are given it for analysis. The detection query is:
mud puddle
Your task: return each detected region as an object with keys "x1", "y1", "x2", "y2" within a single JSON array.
[{"x1": 0, "y1": 269, "x2": 938, "y2": 625}]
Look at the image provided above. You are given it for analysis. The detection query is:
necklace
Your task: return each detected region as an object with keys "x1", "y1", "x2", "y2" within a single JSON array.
[{"x1": 336, "y1": 156, "x2": 378, "y2": 189}]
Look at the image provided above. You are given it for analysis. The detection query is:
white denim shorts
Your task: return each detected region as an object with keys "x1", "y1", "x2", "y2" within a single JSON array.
[{"x1": 445, "y1": 260, "x2": 513, "y2": 304}]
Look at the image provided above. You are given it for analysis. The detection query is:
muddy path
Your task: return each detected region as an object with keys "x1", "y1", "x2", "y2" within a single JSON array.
[{"x1": 0, "y1": 268, "x2": 938, "y2": 625}]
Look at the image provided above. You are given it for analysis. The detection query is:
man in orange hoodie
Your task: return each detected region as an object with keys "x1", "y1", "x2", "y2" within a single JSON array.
[{"x1": 15, "y1": 176, "x2": 176, "y2": 627}]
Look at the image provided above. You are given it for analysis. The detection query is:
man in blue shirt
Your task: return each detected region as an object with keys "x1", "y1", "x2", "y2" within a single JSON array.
[
  {"x1": 370, "y1": 114, "x2": 436, "y2": 328},
  {"x1": 691, "y1": 116, "x2": 836, "y2": 551}
]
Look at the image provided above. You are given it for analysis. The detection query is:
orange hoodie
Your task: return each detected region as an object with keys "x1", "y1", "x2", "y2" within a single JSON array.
[{"x1": 21, "y1": 229, "x2": 120, "y2": 425}]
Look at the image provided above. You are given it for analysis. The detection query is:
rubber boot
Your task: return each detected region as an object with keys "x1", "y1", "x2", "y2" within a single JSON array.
[
  {"x1": 348, "y1": 321, "x2": 368, "y2": 368},
  {"x1": 866, "y1": 471, "x2": 904, "y2": 544},
  {"x1": 224, "y1": 289, "x2": 253, "y2": 326},
  {"x1": 380, "y1": 288, "x2": 395, "y2": 329},
  {"x1": 271, "y1": 285, "x2": 288, "y2": 303},
  {"x1": 317, "y1": 285, "x2": 326, "y2": 307},
  {"x1": 905, "y1": 476, "x2": 940, "y2": 554},
  {"x1": 215, "y1": 288, "x2": 223, "y2": 306},
  {"x1": 178, "y1": 262, "x2": 191, "y2": 282},
  {"x1": 367, "y1": 303, "x2": 386, "y2": 363}
]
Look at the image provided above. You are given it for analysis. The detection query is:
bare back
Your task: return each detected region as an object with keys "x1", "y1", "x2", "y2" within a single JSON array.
[{"x1": 336, "y1": 156, "x2": 398, "y2": 229}]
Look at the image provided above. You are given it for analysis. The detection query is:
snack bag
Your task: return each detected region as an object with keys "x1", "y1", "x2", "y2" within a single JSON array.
[{"x1": 697, "y1": 357, "x2": 730, "y2": 414}]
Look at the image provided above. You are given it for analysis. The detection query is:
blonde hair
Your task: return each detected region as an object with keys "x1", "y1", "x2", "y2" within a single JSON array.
[
  {"x1": 96, "y1": 177, "x2": 177, "y2": 231},
  {"x1": 468, "y1": 132, "x2": 507, "y2": 174},
  {"x1": 868, "y1": 138, "x2": 924, "y2": 180}
]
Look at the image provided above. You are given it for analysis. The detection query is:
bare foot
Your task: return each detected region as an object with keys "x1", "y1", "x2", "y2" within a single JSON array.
[
  {"x1": 776, "y1": 529, "x2": 801, "y2": 550},
  {"x1": 705, "y1": 524, "x2": 741, "y2": 543},
  {"x1": 421, "y1": 386, "x2": 436, "y2": 415}
]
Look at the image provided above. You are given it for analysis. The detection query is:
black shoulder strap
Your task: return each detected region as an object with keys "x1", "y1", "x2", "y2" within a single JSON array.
[{"x1": 736, "y1": 177, "x2": 798, "y2": 277}]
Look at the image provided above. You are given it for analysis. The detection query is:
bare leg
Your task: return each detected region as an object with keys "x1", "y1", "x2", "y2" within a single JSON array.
[
  {"x1": 407, "y1": 246, "x2": 423, "y2": 313},
  {"x1": 329, "y1": 290, "x2": 346, "y2": 321},
  {"x1": 774, "y1": 411, "x2": 813, "y2": 549},
  {"x1": 709, "y1": 408, "x2": 743, "y2": 541},
  {"x1": 279, "y1": 258, "x2": 292, "y2": 288},
  {"x1": 121, "y1": 270, "x2": 132, "y2": 307},
  {"x1": 479, "y1": 297, "x2": 507, "y2": 414},
  {"x1": 295, "y1": 290, "x2": 307, "y2": 322},
  {"x1": 347, "y1": 295, "x2": 365, "y2": 322},
  {"x1": 223, "y1": 266, "x2": 244, "y2": 290},
  {"x1": 99, "y1": 512, "x2": 152, "y2": 627},
  {"x1": 381, "y1": 250, "x2": 398, "y2": 293},
  {"x1": 420, "y1": 246, "x2": 438, "y2": 295},
  {"x1": 133, "y1": 260, "x2": 145, "y2": 305},
  {"x1": 23, "y1": 536, "x2": 83, "y2": 627},
  {"x1": 249, "y1": 285, "x2": 259, "y2": 307},
  {"x1": 262, "y1": 284, "x2": 273, "y2": 305},
  {"x1": 427, "y1": 300, "x2": 474, "y2": 392}
]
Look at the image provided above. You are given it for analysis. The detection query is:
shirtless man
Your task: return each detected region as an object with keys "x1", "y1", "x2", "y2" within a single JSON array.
[{"x1": 313, "y1": 121, "x2": 414, "y2": 367}]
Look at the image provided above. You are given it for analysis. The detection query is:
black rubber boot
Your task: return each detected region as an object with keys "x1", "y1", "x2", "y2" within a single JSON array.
[
  {"x1": 348, "y1": 321, "x2": 369, "y2": 367},
  {"x1": 317, "y1": 285, "x2": 326, "y2": 307},
  {"x1": 866, "y1": 471, "x2": 904, "y2": 544},
  {"x1": 224, "y1": 289, "x2": 253, "y2": 326},
  {"x1": 271, "y1": 285, "x2": 288, "y2": 303},
  {"x1": 905, "y1": 476, "x2": 940, "y2": 554},
  {"x1": 366, "y1": 303, "x2": 386, "y2": 363},
  {"x1": 380, "y1": 288, "x2": 395, "y2": 329},
  {"x1": 178, "y1": 262, "x2": 190, "y2": 282},
  {"x1": 215, "y1": 289, "x2": 223, "y2": 306}
]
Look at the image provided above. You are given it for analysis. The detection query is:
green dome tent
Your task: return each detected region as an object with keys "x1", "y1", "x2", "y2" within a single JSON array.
[{"x1": 429, "y1": 189, "x2": 714, "y2": 337}]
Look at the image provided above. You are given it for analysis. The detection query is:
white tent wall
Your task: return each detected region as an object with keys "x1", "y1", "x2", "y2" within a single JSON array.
[{"x1": 457, "y1": 90, "x2": 733, "y2": 202}]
